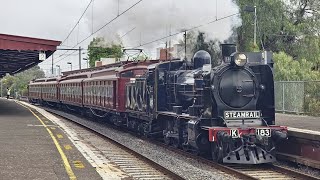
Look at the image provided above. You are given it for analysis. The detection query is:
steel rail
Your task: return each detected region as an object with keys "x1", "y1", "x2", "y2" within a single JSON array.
[{"x1": 37, "y1": 105, "x2": 320, "y2": 180}]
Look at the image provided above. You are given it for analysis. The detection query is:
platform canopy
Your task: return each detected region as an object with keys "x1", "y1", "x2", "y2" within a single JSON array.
[{"x1": 0, "y1": 33, "x2": 61, "y2": 78}]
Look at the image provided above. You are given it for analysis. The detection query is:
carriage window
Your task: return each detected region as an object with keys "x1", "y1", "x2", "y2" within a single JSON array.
[
  {"x1": 92, "y1": 85, "x2": 95, "y2": 95},
  {"x1": 110, "y1": 85, "x2": 113, "y2": 97},
  {"x1": 121, "y1": 70, "x2": 133, "y2": 77},
  {"x1": 134, "y1": 69, "x2": 147, "y2": 76},
  {"x1": 96, "y1": 85, "x2": 99, "y2": 96}
]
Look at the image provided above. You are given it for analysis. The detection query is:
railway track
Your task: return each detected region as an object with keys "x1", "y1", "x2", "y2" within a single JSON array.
[
  {"x1": 227, "y1": 164, "x2": 320, "y2": 180},
  {"x1": 156, "y1": 140, "x2": 320, "y2": 180},
  {"x1": 28, "y1": 103, "x2": 320, "y2": 180},
  {"x1": 21, "y1": 103, "x2": 184, "y2": 180},
  {"x1": 73, "y1": 127, "x2": 178, "y2": 180}
]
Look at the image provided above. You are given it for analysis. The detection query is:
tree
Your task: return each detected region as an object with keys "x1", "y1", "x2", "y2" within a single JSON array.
[
  {"x1": 178, "y1": 30, "x2": 197, "y2": 48},
  {"x1": 87, "y1": 37, "x2": 123, "y2": 67},
  {"x1": 273, "y1": 51, "x2": 320, "y2": 115},
  {"x1": 273, "y1": 52, "x2": 320, "y2": 81},
  {"x1": 1, "y1": 66, "x2": 45, "y2": 97},
  {"x1": 232, "y1": 0, "x2": 320, "y2": 65}
]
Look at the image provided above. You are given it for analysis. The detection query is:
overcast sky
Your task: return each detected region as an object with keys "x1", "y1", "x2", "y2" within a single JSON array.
[{"x1": 0, "y1": 0, "x2": 239, "y2": 74}]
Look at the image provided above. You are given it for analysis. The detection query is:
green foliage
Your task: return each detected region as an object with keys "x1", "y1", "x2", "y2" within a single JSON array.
[
  {"x1": 135, "y1": 54, "x2": 150, "y2": 61},
  {"x1": 273, "y1": 52, "x2": 320, "y2": 81},
  {"x1": 230, "y1": 0, "x2": 320, "y2": 115},
  {"x1": 306, "y1": 98, "x2": 320, "y2": 115},
  {"x1": 233, "y1": 0, "x2": 320, "y2": 66},
  {"x1": 233, "y1": 0, "x2": 320, "y2": 115},
  {"x1": 178, "y1": 31, "x2": 197, "y2": 47},
  {"x1": 1, "y1": 66, "x2": 45, "y2": 97},
  {"x1": 274, "y1": 52, "x2": 320, "y2": 115},
  {"x1": 304, "y1": 83, "x2": 320, "y2": 115},
  {"x1": 87, "y1": 37, "x2": 123, "y2": 67},
  {"x1": 179, "y1": 31, "x2": 221, "y2": 66}
]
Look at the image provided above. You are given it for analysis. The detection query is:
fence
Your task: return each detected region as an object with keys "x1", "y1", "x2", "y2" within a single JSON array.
[{"x1": 275, "y1": 81, "x2": 320, "y2": 116}]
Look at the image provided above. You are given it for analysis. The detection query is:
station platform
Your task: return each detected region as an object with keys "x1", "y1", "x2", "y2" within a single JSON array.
[
  {"x1": 276, "y1": 113, "x2": 320, "y2": 131},
  {"x1": 0, "y1": 98, "x2": 101, "y2": 180}
]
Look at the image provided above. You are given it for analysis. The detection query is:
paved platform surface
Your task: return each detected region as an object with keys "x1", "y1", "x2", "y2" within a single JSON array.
[
  {"x1": 276, "y1": 113, "x2": 320, "y2": 131},
  {"x1": 0, "y1": 98, "x2": 101, "y2": 180}
]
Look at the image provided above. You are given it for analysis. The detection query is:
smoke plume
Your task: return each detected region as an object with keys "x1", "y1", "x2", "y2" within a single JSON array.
[{"x1": 86, "y1": 0, "x2": 239, "y2": 57}]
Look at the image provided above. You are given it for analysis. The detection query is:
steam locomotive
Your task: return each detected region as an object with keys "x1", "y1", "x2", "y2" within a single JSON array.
[{"x1": 28, "y1": 44, "x2": 287, "y2": 164}]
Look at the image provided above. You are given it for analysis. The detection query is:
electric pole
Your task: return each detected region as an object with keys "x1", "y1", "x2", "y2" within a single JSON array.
[
  {"x1": 184, "y1": 30, "x2": 187, "y2": 60},
  {"x1": 79, "y1": 46, "x2": 82, "y2": 70},
  {"x1": 51, "y1": 54, "x2": 54, "y2": 75},
  {"x1": 254, "y1": 6, "x2": 257, "y2": 46},
  {"x1": 56, "y1": 48, "x2": 83, "y2": 70}
]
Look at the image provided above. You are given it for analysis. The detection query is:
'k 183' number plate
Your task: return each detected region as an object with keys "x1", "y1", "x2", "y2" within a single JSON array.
[{"x1": 256, "y1": 128, "x2": 271, "y2": 137}]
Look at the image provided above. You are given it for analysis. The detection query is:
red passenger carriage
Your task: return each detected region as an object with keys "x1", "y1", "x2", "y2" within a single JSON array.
[{"x1": 41, "y1": 77, "x2": 60, "y2": 103}]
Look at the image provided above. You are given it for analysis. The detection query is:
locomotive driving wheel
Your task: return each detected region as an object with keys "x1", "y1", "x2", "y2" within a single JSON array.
[
  {"x1": 172, "y1": 138, "x2": 180, "y2": 148},
  {"x1": 164, "y1": 136, "x2": 172, "y2": 146},
  {"x1": 211, "y1": 142, "x2": 223, "y2": 163}
]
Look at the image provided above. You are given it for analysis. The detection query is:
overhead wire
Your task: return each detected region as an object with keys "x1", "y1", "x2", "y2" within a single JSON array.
[
  {"x1": 131, "y1": 12, "x2": 240, "y2": 48},
  {"x1": 54, "y1": 1, "x2": 237, "y2": 68},
  {"x1": 120, "y1": 27, "x2": 136, "y2": 39},
  {"x1": 61, "y1": 0, "x2": 94, "y2": 45},
  {"x1": 43, "y1": 0, "x2": 94, "y2": 69},
  {"x1": 53, "y1": 0, "x2": 144, "y2": 65}
]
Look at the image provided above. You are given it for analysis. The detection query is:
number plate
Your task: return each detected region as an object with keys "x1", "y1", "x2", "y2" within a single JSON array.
[
  {"x1": 224, "y1": 111, "x2": 261, "y2": 119},
  {"x1": 256, "y1": 128, "x2": 271, "y2": 137},
  {"x1": 230, "y1": 129, "x2": 240, "y2": 138}
]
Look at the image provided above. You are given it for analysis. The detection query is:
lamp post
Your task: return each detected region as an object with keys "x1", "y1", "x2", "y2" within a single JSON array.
[
  {"x1": 83, "y1": 58, "x2": 89, "y2": 68},
  {"x1": 56, "y1": 65, "x2": 61, "y2": 76},
  {"x1": 244, "y1": 5, "x2": 257, "y2": 46},
  {"x1": 67, "y1": 62, "x2": 72, "y2": 71}
]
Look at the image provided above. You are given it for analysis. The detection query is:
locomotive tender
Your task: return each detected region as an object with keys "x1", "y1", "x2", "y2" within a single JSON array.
[{"x1": 28, "y1": 44, "x2": 287, "y2": 164}]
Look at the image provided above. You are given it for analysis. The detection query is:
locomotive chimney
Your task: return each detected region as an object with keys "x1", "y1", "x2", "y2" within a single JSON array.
[{"x1": 221, "y1": 44, "x2": 236, "y2": 63}]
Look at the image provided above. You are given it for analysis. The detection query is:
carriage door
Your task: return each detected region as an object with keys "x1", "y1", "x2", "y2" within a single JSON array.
[{"x1": 113, "y1": 81, "x2": 116, "y2": 109}]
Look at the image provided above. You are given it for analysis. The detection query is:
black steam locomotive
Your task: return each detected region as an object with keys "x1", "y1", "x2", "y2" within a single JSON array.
[
  {"x1": 30, "y1": 43, "x2": 287, "y2": 164},
  {"x1": 127, "y1": 44, "x2": 287, "y2": 164}
]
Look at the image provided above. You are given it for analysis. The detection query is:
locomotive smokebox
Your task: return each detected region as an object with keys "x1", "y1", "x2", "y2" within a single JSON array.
[{"x1": 221, "y1": 44, "x2": 236, "y2": 63}]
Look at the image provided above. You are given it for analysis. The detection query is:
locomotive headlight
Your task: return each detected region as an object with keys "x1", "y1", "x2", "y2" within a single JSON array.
[{"x1": 234, "y1": 53, "x2": 247, "y2": 67}]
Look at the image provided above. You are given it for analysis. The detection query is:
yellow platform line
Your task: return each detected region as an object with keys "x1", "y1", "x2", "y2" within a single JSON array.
[{"x1": 17, "y1": 102, "x2": 77, "y2": 180}]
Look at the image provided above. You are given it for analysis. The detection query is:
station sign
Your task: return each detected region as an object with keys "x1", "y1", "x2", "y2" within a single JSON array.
[{"x1": 39, "y1": 51, "x2": 46, "y2": 61}]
